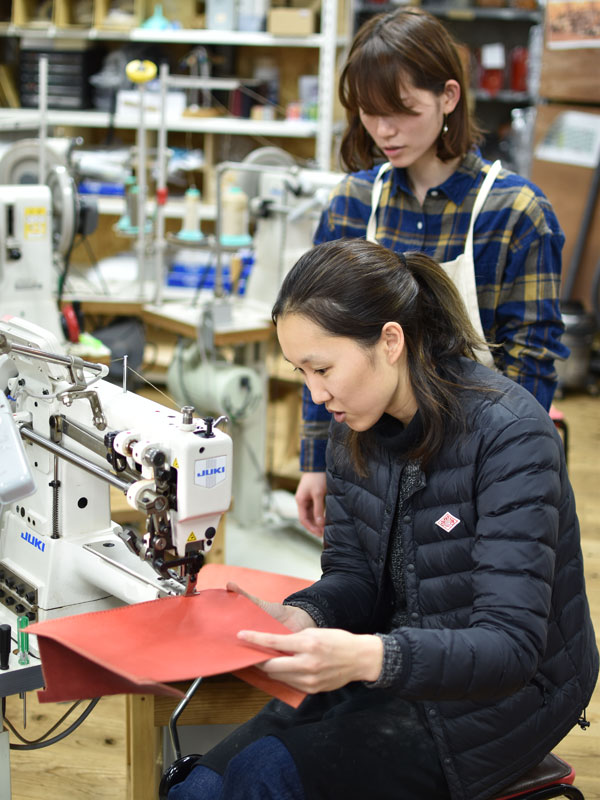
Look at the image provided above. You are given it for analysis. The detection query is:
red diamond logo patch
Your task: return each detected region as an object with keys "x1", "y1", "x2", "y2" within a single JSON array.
[{"x1": 435, "y1": 512, "x2": 460, "y2": 532}]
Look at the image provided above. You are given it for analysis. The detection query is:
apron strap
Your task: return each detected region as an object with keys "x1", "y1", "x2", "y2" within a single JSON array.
[
  {"x1": 366, "y1": 162, "x2": 392, "y2": 243},
  {"x1": 463, "y1": 159, "x2": 502, "y2": 256}
]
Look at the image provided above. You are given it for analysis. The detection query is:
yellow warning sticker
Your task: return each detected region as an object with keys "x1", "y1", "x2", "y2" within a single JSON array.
[
  {"x1": 173, "y1": 458, "x2": 179, "y2": 469},
  {"x1": 187, "y1": 532, "x2": 197, "y2": 542},
  {"x1": 24, "y1": 206, "x2": 47, "y2": 239}
]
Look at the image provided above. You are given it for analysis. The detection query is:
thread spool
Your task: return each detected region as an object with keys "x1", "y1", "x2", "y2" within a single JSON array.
[
  {"x1": 177, "y1": 186, "x2": 204, "y2": 242},
  {"x1": 126, "y1": 178, "x2": 138, "y2": 225},
  {"x1": 125, "y1": 59, "x2": 158, "y2": 84},
  {"x1": 221, "y1": 183, "x2": 252, "y2": 247},
  {"x1": 115, "y1": 178, "x2": 151, "y2": 235}
]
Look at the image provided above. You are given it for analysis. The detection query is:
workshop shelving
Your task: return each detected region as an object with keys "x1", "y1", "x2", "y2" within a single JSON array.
[
  {"x1": 0, "y1": 105, "x2": 321, "y2": 136},
  {"x1": 0, "y1": 0, "x2": 350, "y2": 249},
  {"x1": 0, "y1": 0, "x2": 349, "y2": 173}
]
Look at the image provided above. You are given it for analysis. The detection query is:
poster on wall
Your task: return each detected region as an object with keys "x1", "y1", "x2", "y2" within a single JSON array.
[
  {"x1": 546, "y1": 0, "x2": 600, "y2": 48},
  {"x1": 534, "y1": 110, "x2": 600, "y2": 167}
]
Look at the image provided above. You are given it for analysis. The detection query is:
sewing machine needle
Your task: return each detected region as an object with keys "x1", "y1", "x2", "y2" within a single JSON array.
[{"x1": 184, "y1": 572, "x2": 199, "y2": 596}]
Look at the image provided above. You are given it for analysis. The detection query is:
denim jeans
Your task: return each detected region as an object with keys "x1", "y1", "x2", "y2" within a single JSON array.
[{"x1": 168, "y1": 735, "x2": 304, "y2": 800}]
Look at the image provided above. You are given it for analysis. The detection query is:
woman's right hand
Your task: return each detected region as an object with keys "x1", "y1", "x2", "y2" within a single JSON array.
[
  {"x1": 295, "y1": 472, "x2": 327, "y2": 537},
  {"x1": 226, "y1": 582, "x2": 316, "y2": 632}
]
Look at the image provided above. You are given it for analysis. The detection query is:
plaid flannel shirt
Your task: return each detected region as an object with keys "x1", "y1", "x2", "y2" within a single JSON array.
[{"x1": 300, "y1": 151, "x2": 567, "y2": 473}]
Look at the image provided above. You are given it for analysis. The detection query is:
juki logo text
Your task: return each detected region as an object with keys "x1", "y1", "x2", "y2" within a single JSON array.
[{"x1": 21, "y1": 531, "x2": 45, "y2": 552}]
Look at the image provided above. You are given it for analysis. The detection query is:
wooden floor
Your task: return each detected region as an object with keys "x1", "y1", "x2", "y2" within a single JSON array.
[
  {"x1": 547, "y1": 393, "x2": 600, "y2": 799},
  {"x1": 4, "y1": 392, "x2": 600, "y2": 800}
]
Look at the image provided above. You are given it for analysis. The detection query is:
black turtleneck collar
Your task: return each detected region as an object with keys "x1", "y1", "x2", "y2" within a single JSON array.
[{"x1": 369, "y1": 411, "x2": 424, "y2": 455}]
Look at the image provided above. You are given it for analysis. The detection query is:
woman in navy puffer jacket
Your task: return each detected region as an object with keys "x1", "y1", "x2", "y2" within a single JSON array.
[{"x1": 169, "y1": 238, "x2": 598, "y2": 800}]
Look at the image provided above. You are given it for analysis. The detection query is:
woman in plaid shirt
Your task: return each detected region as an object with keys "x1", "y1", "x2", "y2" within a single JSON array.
[{"x1": 296, "y1": 7, "x2": 567, "y2": 536}]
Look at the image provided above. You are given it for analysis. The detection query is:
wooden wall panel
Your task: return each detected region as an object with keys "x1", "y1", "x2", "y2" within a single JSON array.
[
  {"x1": 540, "y1": 48, "x2": 600, "y2": 106},
  {"x1": 531, "y1": 103, "x2": 600, "y2": 309}
]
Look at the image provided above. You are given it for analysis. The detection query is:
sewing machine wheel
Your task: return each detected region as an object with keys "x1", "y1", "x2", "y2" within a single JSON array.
[
  {"x1": 237, "y1": 146, "x2": 296, "y2": 202},
  {"x1": 47, "y1": 165, "x2": 79, "y2": 257},
  {"x1": 0, "y1": 137, "x2": 68, "y2": 184}
]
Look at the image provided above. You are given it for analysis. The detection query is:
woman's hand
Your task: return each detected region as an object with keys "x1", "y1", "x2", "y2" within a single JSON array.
[
  {"x1": 295, "y1": 472, "x2": 327, "y2": 537},
  {"x1": 237, "y1": 627, "x2": 384, "y2": 694},
  {"x1": 226, "y1": 582, "x2": 316, "y2": 632}
]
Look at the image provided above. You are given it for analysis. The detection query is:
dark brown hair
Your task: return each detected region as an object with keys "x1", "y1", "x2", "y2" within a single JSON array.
[
  {"x1": 272, "y1": 238, "x2": 490, "y2": 469},
  {"x1": 339, "y1": 7, "x2": 482, "y2": 171}
]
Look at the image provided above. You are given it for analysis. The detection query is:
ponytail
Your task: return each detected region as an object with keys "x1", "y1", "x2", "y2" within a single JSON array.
[{"x1": 397, "y1": 253, "x2": 490, "y2": 465}]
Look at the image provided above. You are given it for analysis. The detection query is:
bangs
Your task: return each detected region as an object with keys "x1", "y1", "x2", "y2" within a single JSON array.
[{"x1": 342, "y1": 46, "x2": 417, "y2": 117}]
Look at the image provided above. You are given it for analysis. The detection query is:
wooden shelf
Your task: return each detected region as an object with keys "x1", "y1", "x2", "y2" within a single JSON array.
[
  {"x1": 0, "y1": 24, "x2": 341, "y2": 48},
  {"x1": 355, "y1": 3, "x2": 542, "y2": 24},
  {"x1": 0, "y1": 107, "x2": 320, "y2": 137},
  {"x1": 92, "y1": 195, "x2": 216, "y2": 220}
]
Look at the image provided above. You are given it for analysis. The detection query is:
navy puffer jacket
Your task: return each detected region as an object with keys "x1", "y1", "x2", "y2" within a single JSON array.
[{"x1": 287, "y1": 359, "x2": 598, "y2": 800}]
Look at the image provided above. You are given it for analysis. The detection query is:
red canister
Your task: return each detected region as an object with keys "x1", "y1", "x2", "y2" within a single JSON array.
[{"x1": 510, "y1": 47, "x2": 528, "y2": 93}]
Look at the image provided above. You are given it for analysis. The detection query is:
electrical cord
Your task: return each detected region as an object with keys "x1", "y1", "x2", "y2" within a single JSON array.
[
  {"x1": 176, "y1": 337, "x2": 196, "y2": 409},
  {"x1": 58, "y1": 232, "x2": 110, "y2": 302},
  {"x1": 5, "y1": 698, "x2": 85, "y2": 744},
  {"x1": 57, "y1": 232, "x2": 77, "y2": 306},
  {"x1": 238, "y1": 428, "x2": 272, "y2": 496},
  {"x1": 592, "y1": 256, "x2": 600, "y2": 325},
  {"x1": 81, "y1": 236, "x2": 111, "y2": 297},
  {"x1": 223, "y1": 376, "x2": 261, "y2": 423},
  {"x1": 6, "y1": 697, "x2": 100, "y2": 751}
]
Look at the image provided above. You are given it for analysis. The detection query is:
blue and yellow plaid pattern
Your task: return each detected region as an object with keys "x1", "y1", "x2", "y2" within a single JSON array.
[{"x1": 300, "y1": 151, "x2": 568, "y2": 472}]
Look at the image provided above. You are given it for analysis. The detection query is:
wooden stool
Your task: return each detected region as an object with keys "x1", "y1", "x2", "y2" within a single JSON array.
[{"x1": 549, "y1": 405, "x2": 569, "y2": 465}]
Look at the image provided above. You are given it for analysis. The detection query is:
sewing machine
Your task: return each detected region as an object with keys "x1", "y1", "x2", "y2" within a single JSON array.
[
  {"x1": 0, "y1": 185, "x2": 65, "y2": 344},
  {"x1": 0, "y1": 315, "x2": 233, "y2": 656},
  {"x1": 229, "y1": 153, "x2": 343, "y2": 310}
]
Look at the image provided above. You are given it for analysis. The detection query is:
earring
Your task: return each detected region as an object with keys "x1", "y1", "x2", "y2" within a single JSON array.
[{"x1": 442, "y1": 115, "x2": 449, "y2": 136}]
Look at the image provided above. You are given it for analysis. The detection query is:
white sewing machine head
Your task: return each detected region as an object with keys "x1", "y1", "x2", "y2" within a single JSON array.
[{"x1": 0, "y1": 315, "x2": 232, "y2": 636}]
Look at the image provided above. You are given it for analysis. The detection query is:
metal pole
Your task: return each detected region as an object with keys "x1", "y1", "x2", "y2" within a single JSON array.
[
  {"x1": 154, "y1": 62, "x2": 170, "y2": 305},
  {"x1": 19, "y1": 427, "x2": 131, "y2": 493},
  {"x1": 137, "y1": 81, "x2": 147, "y2": 300},
  {"x1": 316, "y1": 0, "x2": 338, "y2": 171},
  {"x1": 38, "y1": 55, "x2": 48, "y2": 184},
  {"x1": 168, "y1": 676, "x2": 204, "y2": 760}
]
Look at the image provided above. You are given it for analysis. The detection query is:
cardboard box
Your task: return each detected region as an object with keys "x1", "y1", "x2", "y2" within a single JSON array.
[
  {"x1": 115, "y1": 89, "x2": 186, "y2": 120},
  {"x1": 267, "y1": 7, "x2": 316, "y2": 36}
]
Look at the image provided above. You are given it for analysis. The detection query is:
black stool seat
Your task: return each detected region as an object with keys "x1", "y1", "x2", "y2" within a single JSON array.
[
  {"x1": 159, "y1": 753, "x2": 203, "y2": 799},
  {"x1": 494, "y1": 753, "x2": 584, "y2": 800}
]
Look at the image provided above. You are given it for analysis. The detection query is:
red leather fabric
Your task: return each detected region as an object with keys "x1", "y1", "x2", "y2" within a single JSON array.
[{"x1": 28, "y1": 564, "x2": 313, "y2": 707}]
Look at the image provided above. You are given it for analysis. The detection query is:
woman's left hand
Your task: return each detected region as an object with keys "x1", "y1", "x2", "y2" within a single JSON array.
[{"x1": 237, "y1": 627, "x2": 384, "y2": 694}]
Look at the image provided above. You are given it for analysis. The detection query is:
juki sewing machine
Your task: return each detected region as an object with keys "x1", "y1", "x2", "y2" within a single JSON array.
[{"x1": 0, "y1": 315, "x2": 233, "y2": 656}]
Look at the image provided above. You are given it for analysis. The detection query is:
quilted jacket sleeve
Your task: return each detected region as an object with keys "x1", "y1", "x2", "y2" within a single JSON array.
[{"x1": 284, "y1": 444, "x2": 383, "y2": 634}]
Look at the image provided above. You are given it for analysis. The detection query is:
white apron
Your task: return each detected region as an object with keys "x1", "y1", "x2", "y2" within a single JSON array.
[{"x1": 366, "y1": 159, "x2": 503, "y2": 368}]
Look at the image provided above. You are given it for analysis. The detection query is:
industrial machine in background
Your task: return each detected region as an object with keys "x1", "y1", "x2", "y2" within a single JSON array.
[
  {"x1": 0, "y1": 137, "x2": 100, "y2": 344},
  {"x1": 0, "y1": 184, "x2": 64, "y2": 343},
  {"x1": 0, "y1": 137, "x2": 100, "y2": 266},
  {"x1": 0, "y1": 316, "x2": 233, "y2": 654},
  {"x1": 236, "y1": 149, "x2": 342, "y2": 311}
]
